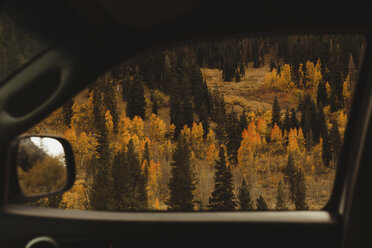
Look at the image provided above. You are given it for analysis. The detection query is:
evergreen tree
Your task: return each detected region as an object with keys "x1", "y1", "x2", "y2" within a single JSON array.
[
  {"x1": 170, "y1": 88, "x2": 183, "y2": 139},
  {"x1": 126, "y1": 73, "x2": 146, "y2": 119},
  {"x1": 151, "y1": 92, "x2": 159, "y2": 115},
  {"x1": 199, "y1": 103, "x2": 210, "y2": 138},
  {"x1": 62, "y1": 99, "x2": 74, "y2": 127},
  {"x1": 290, "y1": 108, "x2": 298, "y2": 129},
  {"x1": 90, "y1": 127, "x2": 112, "y2": 210},
  {"x1": 222, "y1": 56, "x2": 235, "y2": 82},
  {"x1": 256, "y1": 195, "x2": 269, "y2": 211},
  {"x1": 329, "y1": 119, "x2": 342, "y2": 162},
  {"x1": 112, "y1": 139, "x2": 148, "y2": 210},
  {"x1": 239, "y1": 61, "x2": 245, "y2": 76},
  {"x1": 294, "y1": 168, "x2": 308, "y2": 210},
  {"x1": 283, "y1": 109, "x2": 291, "y2": 133},
  {"x1": 225, "y1": 111, "x2": 241, "y2": 164},
  {"x1": 272, "y1": 96, "x2": 281, "y2": 129},
  {"x1": 275, "y1": 180, "x2": 287, "y2": 210},
  {"x1": 234, "y1": 70, "x2": 241, "y2": 82},
  {"x1": 208, "y1": 146, "x2": 236, "y2": 210},
  {"x1": 239, "y1": 110, "x2": 248, "y2": 134},
  {"x1": 168, "y1": 137, "x2": 195, "y2": 210},
  {"x1": 238, "y1": 179, "x2": 253, "y2": 211},
  {"x1": 284, "y1": 153, "x2": 296, "y2": 203},
  {"x1": 316, "y1": 81, "x2": 328, "y2": 106}
]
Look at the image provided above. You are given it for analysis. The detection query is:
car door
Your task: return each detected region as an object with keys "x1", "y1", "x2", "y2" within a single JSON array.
[{"x1": 0, "y1": 1, "x2": 371, "y2": 248}]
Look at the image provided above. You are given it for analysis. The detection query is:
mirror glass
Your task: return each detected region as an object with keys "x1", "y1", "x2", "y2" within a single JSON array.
[{"x1": 17, "y1": 136, "x2": 68, "y2": 197}]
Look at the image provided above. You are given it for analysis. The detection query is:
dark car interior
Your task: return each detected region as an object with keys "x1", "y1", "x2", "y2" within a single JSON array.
[{"x1": 1, "y1": 0, "x2": 372, "y2": 247}]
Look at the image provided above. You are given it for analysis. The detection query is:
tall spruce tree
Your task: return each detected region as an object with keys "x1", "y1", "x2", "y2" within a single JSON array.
[
  {"x1": 256, "y1": 195, "x2": 269, "y2": 211},
  {"x1": 112, "y1": 139, "x2": 147, "y2": 210},
  {"x1": 275, "y1": 179, "x2": 287, "y2": 210},
  {"x1": 290, "y1": 108, "x2": 298, "y2": 129},
  {"x1": 294, "y1": 168, "x2": 308, "y2": 210},
  {"x1": 283, "y1": 109, "x2": 291, "y2": 133},
  {"x1": 284, "y1": 153, "x2": 296, "y2": 203},
  {"x1": 272, "y1": 96, "x2": 281, "y2": 129},
  {"x1": 62, "y1": 99, "x2": 74, "y2": 127},
  {"x1": 168, "y1": 137, "x2": 195, "y2": 211},
  {"x1": 126, "y1": 72, "x2": 146, "y2": 119},
  {"x1": 225, "y1": 111, "x2": 241, "y2": 164},
  {"x1": 238, "y1": 179, "x2": 253, "y2": 211},
  {"x1": 208, "y1": 146, "x2": 237, "y2": 210}
]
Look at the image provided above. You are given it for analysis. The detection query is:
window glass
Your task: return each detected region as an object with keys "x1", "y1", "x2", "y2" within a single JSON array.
[{"x1": 25, "y1": 34, "x2": 365, "y2": 211}]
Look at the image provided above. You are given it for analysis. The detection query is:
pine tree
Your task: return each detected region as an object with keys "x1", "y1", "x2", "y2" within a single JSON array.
[
  {"x1": 151, "y1": 92, "x2": 159, "y2": 115},
  {"x1": 316, "y1": 81, "x2": 328, "y2": 106},
  {"x1": 126, "y1": 73, "x2": 146, "y2": 119},
  {"x1": 112, "y1": 139, "x2": 148, "y2": 210},
  {"x1": 168, "y1": 137, "x2": 195, "y2": 211},
  {"x1": 283, "y1": 109, "x2": 291, "y2": 133},
  {"x1": 225, "y1": 111, "x2": 241, "y2": 164},
  {"x1": 275, "y1": 180, "x2": 287, "y2": 210},
  {"x1": 239, "y1": 110, "x2": 248, "y2": 134},
  {"x1": 239, "y1": 61, "x2": 245, "y2": 77},
  {"x1": 290, "y1": 108, "x2": 298, "y2": 129},
  {"x1": 284, "y1": 153, "x2": 296, "y2": 203},
  {"x1": 234, "y1": 70, "x2": 241, "y2": 82},
  {"x1": 62, "y1": 99, "x2": 74, "y2": 127},
  {"x1": 294, "y1": 168, "x2": 308, "y2": 210},
  {"x1": 256, "y1": 195, "x2": 269, "y2": 211},
  {"x1": 209, "y1": 146, "x2": 237, "y2": 210},
  {"x1": 272, "y1": 96, "x2": 281, "y2": 129},
  {"x1": 238, "y1": 179, "x2": 253, "y2": 211}
]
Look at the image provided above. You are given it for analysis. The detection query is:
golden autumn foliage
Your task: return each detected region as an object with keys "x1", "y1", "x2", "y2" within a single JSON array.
[
  {"x1": 206, "y1": 143, "x2": 218, "y2": 166},
  {"x1": 147, "y1": 160, "x2": 162, "y2": 209},
  {"x1": 150, "y1": 114, "x2": 167, "y2": 144},
  {"x1": 270, "y1": 123, "x2": 282, "y2": 141},
  {"x1": 287, "y1": 128, "x2": 299, "y2": 153},
  {"x1": 191, "y1": 122, "x2": 204, "y2": 157}
]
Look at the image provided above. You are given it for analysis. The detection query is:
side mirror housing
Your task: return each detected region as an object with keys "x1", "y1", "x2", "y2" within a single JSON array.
[{"x1": 8, "y1": 135, "x2": 76, "y2": 202}]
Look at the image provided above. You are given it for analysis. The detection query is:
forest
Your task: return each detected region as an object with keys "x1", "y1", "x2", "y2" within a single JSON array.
[{"x1": 25, "y1": 34, "x2": 365, "y2": 211}]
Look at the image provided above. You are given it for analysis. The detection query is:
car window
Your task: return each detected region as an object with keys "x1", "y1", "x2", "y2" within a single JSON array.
[{"x1": 24, "y1": 34, "x2": 365, "y2": 211}]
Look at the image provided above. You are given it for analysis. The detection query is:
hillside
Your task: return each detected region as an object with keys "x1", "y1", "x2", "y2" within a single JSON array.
[{"x1": 24, "y1": 34, "x2": 363, "y2": 212}]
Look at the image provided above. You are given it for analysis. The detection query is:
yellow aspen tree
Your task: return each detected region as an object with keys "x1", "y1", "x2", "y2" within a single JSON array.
[
  {"x1": 147, "y1": 160, "x2": 162, "y2": 209},
  {"x1": 264, "y1": 68, "x2": 277, "y2": 84},
  {"x1": 105, "y1": 110, "x2": 114, "y2": 139},
  {"x1": 180, "y1": 125, "x2": 192, "y2": 144},
  {"x1": 298, "y1": 63, "x2": 304, "y2": 86},
  {"x1": 206, "y1": 129, "x2": 216, "y2": 146},
  {"x1": 270, "y1": 123, "x2": 283, "y2": 153},
  {"x1": 118, "y1": 112, "x2": 131, "y2": 136},
  {"x1": 343, "y1": 77, "x2": 351, "y2": 105},
  {"x1": 191, "y1": 122, "x2": 204, "y2": 157},
  {"x1": 149, "y1": 114, "x2": 166, "y2": 144},
  {"x1": 206, "y1": 143, "x2": 218, "y2": 166},
  {"x1": 256, "y1": 117, "x2": 267, "y2": 137},
  {"x1": 169, "y1": 124, "x2": 176, "y2": 140},
  {"x1": 64, "y1": 126, "x2": 78, "y2": 151},
  {"x1": 314, "y1": 59, "x2": 322, "y2": 87},
  {"x1": 325, "y1": 82, "x2": 332, "y2": 96},
  {"x1": 270, "y1": 123, "x2": 282, "y2": 141},
  {"x1": 61, "y1": 179, "x2": 87, "y2": 209},
  {"x1": 287, "y1": 128, "x2": 299, "y2": 153},
  {"x1": 297, "y1": 127, "x2": 306, "y2": 152},
  {"x1": 130, "y1": 116, "x2": 144, "y2": 139}
]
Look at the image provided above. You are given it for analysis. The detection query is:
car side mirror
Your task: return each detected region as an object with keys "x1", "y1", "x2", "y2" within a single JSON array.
[{"x1": 10, "y1": 135, "x2": 76, "y2": 201}]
